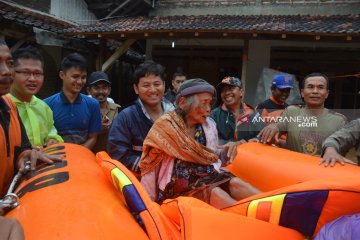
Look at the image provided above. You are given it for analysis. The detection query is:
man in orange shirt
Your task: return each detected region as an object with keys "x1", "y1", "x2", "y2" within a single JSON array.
[{"x1": 256, "y1": 74, "x2": 293, "y2": 125}]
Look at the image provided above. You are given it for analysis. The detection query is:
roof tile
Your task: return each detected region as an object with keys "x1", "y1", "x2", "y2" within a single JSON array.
[
  {"x1": 62, "y1": 15, "x2": 360, "y2": 35},
  {"x1": 0, "y1": 1, "x2": 74, "y2": 33}
]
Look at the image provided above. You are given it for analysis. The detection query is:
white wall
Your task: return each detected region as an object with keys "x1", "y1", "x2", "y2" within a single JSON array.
[
  {"x1": 152, "y1": 1, "x2": 360, "y2": 16},
  {"x1": 50, "y1": 0, "x2": 97, "y2": 24}
]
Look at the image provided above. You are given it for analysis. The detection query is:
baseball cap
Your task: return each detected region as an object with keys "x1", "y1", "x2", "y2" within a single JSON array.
[
  {"x1": 217, "y1": 76, "x2": 242, "y2": 91},
  {"x1": 272, "y1": 74, "x2": 293, "y2": 89},
  {"x1": 87, "y1": 71, "x2": 111, "y2": 85}
]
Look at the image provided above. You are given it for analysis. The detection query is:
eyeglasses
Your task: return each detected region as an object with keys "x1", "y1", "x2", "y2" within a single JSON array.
[{"x1": 15, "y1": 70, "x2": 44, "y2": 78}]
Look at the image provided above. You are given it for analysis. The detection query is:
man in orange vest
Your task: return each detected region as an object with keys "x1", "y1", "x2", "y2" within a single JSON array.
[{"x1": 0, "y1": 40, "x2": 61, "y2": 239}]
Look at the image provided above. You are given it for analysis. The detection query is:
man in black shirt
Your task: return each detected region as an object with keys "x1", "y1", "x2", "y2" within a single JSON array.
[{"x1": 164, "y1": 71, "x2": 187, "y2": 103}]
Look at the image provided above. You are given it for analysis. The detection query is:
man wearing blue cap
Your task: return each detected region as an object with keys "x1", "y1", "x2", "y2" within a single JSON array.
[
  {"x1": 256, "y1": 74, "x2": 293, "y2": 125},
  {"x1": 258, "y1": 73, "x2": 346, "y2": 156}
]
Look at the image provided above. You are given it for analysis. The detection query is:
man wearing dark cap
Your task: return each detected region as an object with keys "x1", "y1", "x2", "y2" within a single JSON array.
[
  {"x1": 256, "y1": 74, "x2": 293, "y2": 125},
  {"x1": 211, "y1": 76, "x2": 261, "y2": 144},
  {"x1": 87, "y1": 71, "x2": 120, "y2": 153}
]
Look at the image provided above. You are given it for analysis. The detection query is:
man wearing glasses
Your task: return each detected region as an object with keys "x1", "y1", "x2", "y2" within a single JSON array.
[
  {"x1": 8, "y1": 46, "x2": 63, "y2": 147},
  {"x1": 164, "y1": 71, "x2": 187, "y2": 103}
]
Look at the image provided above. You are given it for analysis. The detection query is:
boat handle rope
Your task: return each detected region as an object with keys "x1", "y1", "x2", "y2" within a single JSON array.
[{"x1": 0, "y1": 161, "x2": 31, "y2": 215}]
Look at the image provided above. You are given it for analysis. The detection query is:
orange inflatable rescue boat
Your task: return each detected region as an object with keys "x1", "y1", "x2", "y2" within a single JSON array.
[{"x1": 4, "y1": 143, "x2": 360, "y2": 239}]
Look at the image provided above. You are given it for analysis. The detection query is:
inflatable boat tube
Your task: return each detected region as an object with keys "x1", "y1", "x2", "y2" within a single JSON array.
[
  {"x1": 230, "y1": 142, "x2": 360, "y2": 192},
  {"x1": 225, "y1": 142, "x2": 360, "y2": 237},
  {"x1": 224, "y1": 176, "x2": 360, "y2": 237},
  {"x1": 97, "y1": 151, "x2": 305, "y2": 240},
  {"x1": 6, "y1": 144, "x2": 149, "y2": 240},
  {"x1": 6, "y1": 143, "x2": 360, "y2": 239}
]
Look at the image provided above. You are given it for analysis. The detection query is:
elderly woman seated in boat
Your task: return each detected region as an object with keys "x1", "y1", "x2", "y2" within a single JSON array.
[{"x1": 140, "y1": 78, "x2": 260, "y2": 209}]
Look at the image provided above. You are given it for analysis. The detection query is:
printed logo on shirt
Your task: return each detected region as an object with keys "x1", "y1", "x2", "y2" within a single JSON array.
[
  {"x1": 237, "y1": 114, "x2": 250, "y2": 126},
  {"x1": 299, "y1": 131, "x2": 326, "y2": 156}
]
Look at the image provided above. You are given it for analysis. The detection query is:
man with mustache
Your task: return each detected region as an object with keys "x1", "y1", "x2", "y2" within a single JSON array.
[
  {"x1": 44, "y1": 53, "x2": 102, "y2": 150},
  {"x1": 8, "y1": 46, "x2": 63, "y2": 148},
  {"x1": 86, "y1": 71, "x2": 120, "y2": 153},
  {"x1": 211, "y1": 76, "x2": 261, "y2": 144}
]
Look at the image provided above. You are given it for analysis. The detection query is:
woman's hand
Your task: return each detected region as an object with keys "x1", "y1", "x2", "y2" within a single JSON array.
[{"x1": 219, "y1": 140, "x2": 247, "y2": 163}]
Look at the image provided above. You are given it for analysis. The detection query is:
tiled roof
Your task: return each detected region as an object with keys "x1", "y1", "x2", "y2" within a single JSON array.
[
  {"x1": 63, "y1": 15, "x2": 360, "y2": 36},
  {"x1": 156, "y1": 0, "x2": 360, "y2": 7},
  {"x1": 0, "y1": 0, "x2": 144, "y2": 62},
  {"x1": 0, "y1": 0, "x2": 75, "y2": 33}
]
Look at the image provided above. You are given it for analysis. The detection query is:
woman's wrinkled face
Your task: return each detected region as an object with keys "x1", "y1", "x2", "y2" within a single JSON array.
[{"x1": 185, "y1": 92, "x2": 213, "y2": 126}]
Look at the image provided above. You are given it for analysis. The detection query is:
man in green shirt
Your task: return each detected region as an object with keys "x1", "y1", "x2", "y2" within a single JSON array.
[
  {"x1": 258, "y1": 73, "x2": 346, "y2": 156},
  {"x1": 8, "y1": 46, "x2": 63, "y2": 147}
]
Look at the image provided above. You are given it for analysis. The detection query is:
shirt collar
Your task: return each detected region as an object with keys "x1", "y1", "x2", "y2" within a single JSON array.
[
  {"x1": 137, "y1": 98, "x2": 154, "y2": 122},
  {"x1": 221, "y1": 102, "x2": 245, "y2": 112},
  {"x1": 270, "y1": 95, "x2": 285, "y2": 106},
  {"x1": 60, "y1": 91, "x2": 82, "y2": 104},
  {"x1": 108, "y1": 102, "x2": 120, "y2": 110},
  {"x1": 9, "y1": 94, "x2": 38, "y2": 105},
  {"x1": 0, "y1": 97, "x2": 10, "y2": 112},
  {"x1": 137, "y1": 97, "x2": 174, "y2": 122}
]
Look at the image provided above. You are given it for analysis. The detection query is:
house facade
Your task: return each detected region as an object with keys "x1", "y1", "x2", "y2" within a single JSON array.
[
  {"x1": 0, "y1": 0, "x2": 148, "y2": 105},
  {"x1": 147, "y1": 0, "x2": 360, "y2": 110},
  {"x1": 1, "y1": 0, "x2": 360, "y2": 110}
]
